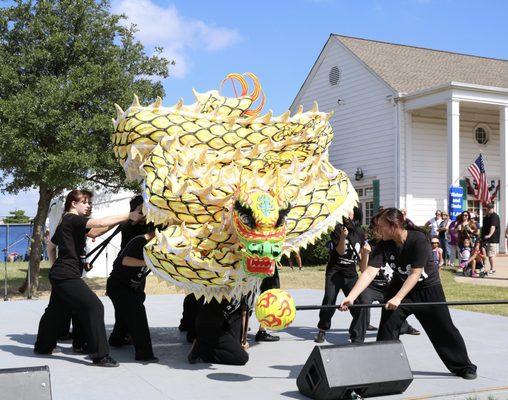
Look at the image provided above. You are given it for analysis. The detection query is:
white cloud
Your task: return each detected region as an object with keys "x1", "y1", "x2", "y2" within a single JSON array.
[{"x1": 112, "y1": 0, "x2": 242, "y2": 78}]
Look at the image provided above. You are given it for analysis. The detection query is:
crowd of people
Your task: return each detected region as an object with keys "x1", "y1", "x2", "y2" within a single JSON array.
[
  {"x1": 32, "y1": 189, "x2": 480, "y2": 379},
  {"x1": 424, "y1": 205, "x2": 501, "y2": 277}
]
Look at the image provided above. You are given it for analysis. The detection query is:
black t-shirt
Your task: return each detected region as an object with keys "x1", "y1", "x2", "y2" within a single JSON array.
[
  {"x1": 327, "y1": 224, "x2": 365, "y2": 277},
  {"x1": 110, "y1": 235, "x2": 148, "y2": 286},
  {"x1": 368, "y1": 240, "x2": 395, "y2": 288},
  {"x1": 49, "y1": 213, "x2": 89, "y2": 280},
  {"x1": 120, "y1": 222, "x2": 149, "y2": 250},
  {"x1": 369, "y1": 230, "x2": 440, "y2": 290},
  {"x1": 482, "y1": 212, "x2": 500, "y2": 243}
]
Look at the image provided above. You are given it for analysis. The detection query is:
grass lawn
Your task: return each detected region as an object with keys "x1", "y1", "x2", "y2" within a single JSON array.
[{"x1": 3, "y1": 262, "x2": 508, "y2": 317}]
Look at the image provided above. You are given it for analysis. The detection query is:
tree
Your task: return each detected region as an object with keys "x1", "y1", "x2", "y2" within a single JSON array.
[
  {"x1": 3, "y1": 209, "x2": 31, "y2": 224},
  {"x1": 0, "y1": 0, "x2": 171, "y2": 293}
]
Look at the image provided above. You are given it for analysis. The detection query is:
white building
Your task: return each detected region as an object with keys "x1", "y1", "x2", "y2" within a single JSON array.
[{"x1": 291, "y1": 35, "x2": 508, "y2": 250}]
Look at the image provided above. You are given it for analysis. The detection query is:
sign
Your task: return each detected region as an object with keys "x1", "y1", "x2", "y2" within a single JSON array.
[{"x1": 449, "y1": 186, "x2": 463, "y2": 220}]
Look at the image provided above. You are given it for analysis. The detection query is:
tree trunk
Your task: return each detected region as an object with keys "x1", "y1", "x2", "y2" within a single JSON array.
[{"x1": 18, "y1": 186, "x2": 53, "y2": 296}]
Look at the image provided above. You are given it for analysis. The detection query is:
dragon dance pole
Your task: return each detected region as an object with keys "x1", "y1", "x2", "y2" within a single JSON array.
[{"x1": 296, "y1": 300, "x2": 508, "y2": 310}]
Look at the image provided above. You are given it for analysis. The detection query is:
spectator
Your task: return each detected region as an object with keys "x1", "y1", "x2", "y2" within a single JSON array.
[
  {"x1": 455, "y1": 211, "x2": 477, "y2": 247},
  {"x1": 448, "y1": 217, "x2": 459, "y2": 268},
  {"x1": 468, "y1": 240, "x2": 487, "y2": 278},
  {"x1": 481, "y1": 203, "x2": 500, "y2": 274},
  {"x1": 437, "y1": 212, "x2": 451, "y2": 267},
  {"x1": 431, "y1": 238, "x2": 444, "y2": 270},
  {"x1": 425, "y1": 210, "x2": 443, "y2": 237},
  {"x1": 459, "y1": 238, "x2": 472, "y2": 271}
]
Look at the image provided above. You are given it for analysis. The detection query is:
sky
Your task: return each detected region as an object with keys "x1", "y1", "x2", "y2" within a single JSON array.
[{"x1": 1, "y1": 0, "x2": 508, "y2": 217}]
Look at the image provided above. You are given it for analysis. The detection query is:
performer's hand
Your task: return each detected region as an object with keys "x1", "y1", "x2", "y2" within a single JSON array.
[
  {"x1": 83, "y1": 263, "x2": 93, "y2": 272},
  {"x1": 339, "y1": 297, "x2": 353, "y2": 311},
  {"x1": 241, "y1": 341, "x2": 249, "y2": 350},
  {"x1": 340, "y1": 226, "x2": 349, "y2": 238},
  {"x1": 385, "y1": 297, "x2": 401, "y2": 310}
]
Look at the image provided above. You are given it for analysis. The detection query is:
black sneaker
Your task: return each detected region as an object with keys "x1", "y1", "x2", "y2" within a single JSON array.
[
  {"x1": 406, "y1": 326, "x2": 421, "y2": 335},
  {"x1": 92, "y1": 355, "x2": 119, "y2": 367},
  {"x1": 255, "y1": 330, "x2": 280, "y2": 342},
  {"x1": 459, "y1": 370, "x2": 477, "y2": 380},
  {"x1": 367, "y1": 325, "x2": 378, "y2": 331},
  {"x1": 187, "y1": 349, "x2": 202, "y2": 364},
  {"x1": 314, "y1": 330, "x2": 326, "y2": 343}
]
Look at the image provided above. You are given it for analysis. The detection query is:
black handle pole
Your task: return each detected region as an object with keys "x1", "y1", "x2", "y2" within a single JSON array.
[{"x1": 295, "y1": 300, "x2": 508, "y2": 311}]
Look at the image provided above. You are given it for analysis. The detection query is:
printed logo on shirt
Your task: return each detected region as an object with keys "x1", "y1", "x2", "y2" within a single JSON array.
[
  {"x1": 398, "y1": 263, "x2": 429, "y2": 281},
  {"x1": 381, "y1": 262, "x2": 394, "y2": 282}
]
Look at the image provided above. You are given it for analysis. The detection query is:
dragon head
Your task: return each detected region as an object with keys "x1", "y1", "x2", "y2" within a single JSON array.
[{"x1": 232, "y1": 189, "x2": 291, "y2": 276}]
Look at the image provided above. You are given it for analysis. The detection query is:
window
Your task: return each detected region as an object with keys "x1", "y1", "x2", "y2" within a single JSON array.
[
  {"x1": 466, "y1": 199, "x2": 480, "y2": 216},
  {"x1": 357, "y1": 185, "x2": 374, "y2": 225},
  {"x1": 473, "y1": 124, "x2": 490, "y2": 145},
  {"x1": 329, "y1": 66, "x2": 341, "y2": 86}
]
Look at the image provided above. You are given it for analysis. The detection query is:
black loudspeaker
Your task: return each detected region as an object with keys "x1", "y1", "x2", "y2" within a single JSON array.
[
  {"x1": 0, "y1": 365, "x2": 52, "y2": 400},
  {"x1": 297, "y1": 340, "x2": 413, "y2": 400}
]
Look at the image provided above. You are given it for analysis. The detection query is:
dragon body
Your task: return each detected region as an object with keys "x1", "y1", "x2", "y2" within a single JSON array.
[{"x1": 112, "y1": 74, "x2": 357, "y2": 301}]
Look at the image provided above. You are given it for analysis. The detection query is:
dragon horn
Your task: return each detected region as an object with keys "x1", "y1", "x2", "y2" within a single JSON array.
[
  {"x1": 153, "y1": 96, "x2": 163, "y2": 108},
  {"x1": 175, "y1": 98, "x2": 184, "y2": 110},
  {"x1": 262, "y1": 110, "x2": 273, "y2": 124},
  {"x1": 279, "y1": 110, "x2": 290, "y2": 123},
  {"x1": 114, "y1": 104, "x2": 124, "y2": 118},
  {"x1": 131, "y1": 94, "x2": 140, "y2": 108}
]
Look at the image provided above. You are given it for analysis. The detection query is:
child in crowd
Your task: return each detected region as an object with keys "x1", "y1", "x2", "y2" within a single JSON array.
[
  {"x1": 467, "y1": 240, "x2": 487, "y2": 278},
  {"x1": 431, "y1": 238, "x2": 444, "y2": 270},
  {"x1": 459, "y1": 238, "x2": 472, "y2": 271}
]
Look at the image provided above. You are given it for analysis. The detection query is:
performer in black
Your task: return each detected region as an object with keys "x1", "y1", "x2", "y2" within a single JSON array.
[
  {"x1": 34, "y1": 189, "x2": 143, "y2": 367},
  {"x1": 351, "y1": 236, "x2": 420, "y2": 342},
  {"x1": 106, "y1": 229, "x2": 158, "y2": 363},
  {"x1": 108, "y1": 194, "x2": 150, "y2": 348},
  {"x1": 340, "y1": 208, "x2": 477, "y2": 379},
  {"x1": 188, "y1": 298, "x2": 249, "y2": 365},
  {"x1": 315, "y1": 207, "x2": 368, "y2": 343}
]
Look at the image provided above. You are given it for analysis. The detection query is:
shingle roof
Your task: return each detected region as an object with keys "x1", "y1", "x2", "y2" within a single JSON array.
[{"x1": 333, "y1": 35, "x2": 508, "y2": 94}]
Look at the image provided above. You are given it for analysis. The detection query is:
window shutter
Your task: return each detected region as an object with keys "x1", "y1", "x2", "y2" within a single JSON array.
[
  {"x1": 373, "y1": 179, "x2": 380, "y2": 214},
  {"x1": 459, "y1": 179, "x2": 467, "y2": 210}
]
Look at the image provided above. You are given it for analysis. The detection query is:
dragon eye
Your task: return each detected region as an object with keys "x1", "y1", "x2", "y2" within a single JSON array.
[{"x1": 275, "y1": 206, "x2": 291, "y2": 227}]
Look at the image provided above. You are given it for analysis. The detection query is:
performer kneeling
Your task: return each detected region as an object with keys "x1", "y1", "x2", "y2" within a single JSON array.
[
  {"x1": 107, "y1": 228, "x2": 158, "y2": 363},
  {"x1": 188, "y1": 298, "x2": 249, "y2": 365},
  {"x1": 340, "y1": 208, "x2": 477, "y2": 380}
]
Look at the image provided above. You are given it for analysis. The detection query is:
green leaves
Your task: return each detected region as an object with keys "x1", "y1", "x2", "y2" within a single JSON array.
[{"x1": 0, "y1": 0, "x2": 171, "y2": 195}]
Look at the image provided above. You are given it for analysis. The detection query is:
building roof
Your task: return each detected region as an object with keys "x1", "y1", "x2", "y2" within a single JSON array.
[{"x1": 333, "y1": 35, "x2": 508, "y2": 94}]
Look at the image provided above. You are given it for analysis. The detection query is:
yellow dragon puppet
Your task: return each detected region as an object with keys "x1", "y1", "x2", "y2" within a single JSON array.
[{"x1": 111, "y1": 73, "x2": 357, "y2": 301}]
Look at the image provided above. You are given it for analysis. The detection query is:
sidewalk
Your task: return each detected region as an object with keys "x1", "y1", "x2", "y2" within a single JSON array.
[{"x1": 454, "y1": 254, "x2": 508, "y2": 287}]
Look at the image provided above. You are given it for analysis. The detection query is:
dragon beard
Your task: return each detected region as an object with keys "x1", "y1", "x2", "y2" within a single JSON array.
[{"x1": 112, "y1": 73, "x2": 358, "y2": 302}]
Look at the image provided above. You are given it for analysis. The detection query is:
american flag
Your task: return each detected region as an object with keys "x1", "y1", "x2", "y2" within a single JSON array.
[{"x1": 467, "y1": 154, "x2": 490, "y2": 205}]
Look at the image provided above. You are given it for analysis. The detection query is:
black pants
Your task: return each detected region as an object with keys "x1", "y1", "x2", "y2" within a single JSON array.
[
  {"x1": 260, "y1": 267, "x2": 280, "y2": 293},
  {"x1": 317, "y1": 269, "x2": 361, "y2": 341},
  {"x1": 377, "y1": 283, "x2": 477, "y2": 375},
  {"x1": 352, "y1": 284, "x2": 412, "y2": 342},
  {"x1": 35, "y1": 278, "x2": 109, "y2": 359},
  {"x1": 107, "y1": 277, "x2": 154, "y2": 359},
  {"x1": 193, "y1": 300, "x2": 249, "y2": 365},
  {"x1": 179, "y1": 294, "x2": 205, "y2": 342}
]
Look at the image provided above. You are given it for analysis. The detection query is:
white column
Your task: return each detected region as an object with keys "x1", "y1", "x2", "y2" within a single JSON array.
[
  {"x1": 447, "y1": 100, "x2": 460, "y2": 190},
  {"x1": 500, "y1": 106, "x2": 508, "y2": 253},
  {"x1": 404, "y1": 110, "x2": 413, "y2": 211}
]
